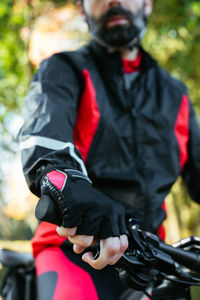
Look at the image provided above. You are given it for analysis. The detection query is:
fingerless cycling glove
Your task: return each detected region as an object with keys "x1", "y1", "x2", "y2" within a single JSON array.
[{"x1": 40, "y1": 169, "x2": 127, "y2": 239}]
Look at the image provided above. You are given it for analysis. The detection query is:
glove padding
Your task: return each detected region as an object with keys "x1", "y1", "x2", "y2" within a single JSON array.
[{"x1": 40, "y1": 169, "x2": 127, "y2": 239}]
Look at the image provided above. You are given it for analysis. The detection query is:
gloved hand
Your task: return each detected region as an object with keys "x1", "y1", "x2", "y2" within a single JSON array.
[{"x1": 40, "y1": 169, "x2": 127, "y2": 239}]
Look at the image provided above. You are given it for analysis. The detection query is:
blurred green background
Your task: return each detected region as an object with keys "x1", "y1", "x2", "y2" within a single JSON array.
[{"x1": 0, "y1": 0, "x2": 200, "y2": 297}]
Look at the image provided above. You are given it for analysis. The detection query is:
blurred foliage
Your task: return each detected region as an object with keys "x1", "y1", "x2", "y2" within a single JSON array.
[
  {"x1": 146, "y1": 0, "x2": 200, "y2": 245},
  {"x1": 0, "y1": 0, "x2": 74, "y2": 240},
  {"x1": 0, "y1": 0, "x2": 199, "y2": 135},
  {"x1": 0, "y1": 0, "x2": 72, "y2": 147},
  {"x1": 164, "y1": 178, "x2": 200, "y2": 243},
  {"x1": 0, "y1": 0, "x2": 200, "y2": 243},
  {"x1": 0, "y1": 1, "x2": 30, "y2": 118},
  {"x1": 145, "y1": 0, "x2": 200, "y2": 113}
]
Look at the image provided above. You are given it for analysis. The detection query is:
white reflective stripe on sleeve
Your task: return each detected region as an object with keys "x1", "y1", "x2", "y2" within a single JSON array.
[{"x1": 20, "y1": 136, "x2": 88, "y2": 176}]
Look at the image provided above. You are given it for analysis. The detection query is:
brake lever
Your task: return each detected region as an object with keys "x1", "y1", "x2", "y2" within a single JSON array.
[
  {"x1": 126, "y1": 224, "x2": 182, "y2": 276},
  {"x1": 119, "y1": 223, "x2": 200, "y2": 289}
]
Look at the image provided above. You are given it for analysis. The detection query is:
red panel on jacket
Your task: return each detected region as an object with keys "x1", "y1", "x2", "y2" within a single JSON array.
[
  {"x1": 74, "y1": 69, "x2": 100, "y2": 162},
  {"x1": 174, "y1": 95, "x2": 189, "y2": 171}
]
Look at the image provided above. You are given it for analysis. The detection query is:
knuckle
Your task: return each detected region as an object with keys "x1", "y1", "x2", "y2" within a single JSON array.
[
  {"x1": 78, "y1": 236, "x2": 93, "y2": 247},
  {"x1": 62, "y1": 227, "x2": 77, "y2": 237},
  {"x1": 81, "y1": 236, "x2": 93, "y2": 246},
  {"x1": 69, "y1": 235, "x2": 93, "y2": 247},
  {"x1": 57, "y1": 227, "x2": 68, "y2": 237},
  {"x1": 80, "y1": 240, "x2": 91, "y2": 247},
  {"x1": 107, "y1": 243, "x2": 120, "y2": 256},
  {"x1": 73, "y1": 244, "x2": 84, "y2": 254},
  {"x1": 108, "y1": 253, "x2": 122, "y2": 266}
]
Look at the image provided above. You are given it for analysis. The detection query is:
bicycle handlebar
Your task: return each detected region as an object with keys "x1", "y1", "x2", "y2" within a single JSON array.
[
  {"x1": 35, "y1": 195, "x2": 62, "y2": 226},
  {"x1": 159, "y1": 238, "x2": 200, "y2": 273}
]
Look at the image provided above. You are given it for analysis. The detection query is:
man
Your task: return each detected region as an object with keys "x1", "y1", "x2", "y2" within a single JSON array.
[{"x1": 19, "y1": 0, "x2": 200, "y2": 299}]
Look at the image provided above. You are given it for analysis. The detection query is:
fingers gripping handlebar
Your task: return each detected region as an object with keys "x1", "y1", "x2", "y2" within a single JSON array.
[{"x1": 35, "y1": 195, "x2": 200, "y2": 293}]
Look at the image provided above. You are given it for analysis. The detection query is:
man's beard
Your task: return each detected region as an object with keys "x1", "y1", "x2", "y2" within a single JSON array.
[{"x1": 85, "y1": 6, "x2": 147, "y2": 50}]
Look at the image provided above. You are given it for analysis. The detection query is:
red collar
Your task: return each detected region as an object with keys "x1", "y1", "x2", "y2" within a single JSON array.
[{"x1": 123, "y1": 51, "x2": 142, "y2": 74}]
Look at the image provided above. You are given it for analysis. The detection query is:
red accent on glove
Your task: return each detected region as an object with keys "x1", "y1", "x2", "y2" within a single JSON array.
[{"x1": 46, "y1": 170, "x2": 67, "y2": 191}]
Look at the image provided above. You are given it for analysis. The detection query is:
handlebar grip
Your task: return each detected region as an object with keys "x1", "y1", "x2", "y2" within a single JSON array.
[
  {"x1": 35, "y1": 195, "x2": 62, "y2": 226},
  {"x1": 160, "y1": 240, "x2": 200, "y2": 273}
]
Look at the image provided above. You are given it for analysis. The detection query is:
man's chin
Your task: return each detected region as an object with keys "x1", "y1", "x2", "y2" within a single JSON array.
[{"x1": 99, "y1": 26, "x2": 135, "y2": 48}]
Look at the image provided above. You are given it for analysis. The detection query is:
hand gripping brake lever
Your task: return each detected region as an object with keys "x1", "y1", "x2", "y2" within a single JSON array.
[{"x1": 35, "y1": 197, "x2": 200, "y2": 289}]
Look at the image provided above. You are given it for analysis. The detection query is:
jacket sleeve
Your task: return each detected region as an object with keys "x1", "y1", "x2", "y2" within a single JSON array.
[
  {"x1": 181, "y1": 100, "x2": 200, "y2": 203},
  {"x1": 19, "y1": 53, "x2": 88, "y2": 196}
]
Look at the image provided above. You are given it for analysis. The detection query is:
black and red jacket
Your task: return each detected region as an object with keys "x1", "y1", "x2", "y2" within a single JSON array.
[{"x1": 19, "y1": 41, "x2": 200, "y2": 234}]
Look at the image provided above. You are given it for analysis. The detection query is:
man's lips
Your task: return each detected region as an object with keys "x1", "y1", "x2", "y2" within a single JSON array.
[{"x1": 106, "y1": 15, "x2": 130, "y2": 27}]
